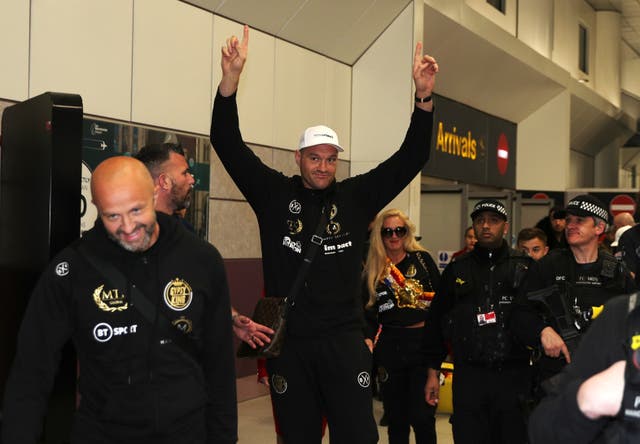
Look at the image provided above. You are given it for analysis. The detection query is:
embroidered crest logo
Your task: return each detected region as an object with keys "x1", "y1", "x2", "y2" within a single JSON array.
[
  {"x1": 288, "y1": 200, "x2": 302, "y2": 214},
  {"x1": 357, "y1": 371, "x2": 371, "y2": 388},
  {"x1": 172, "y1": 316, "x2": 193, "y2": 334},
  {"x1": 271, "y1": 374, "x2": 288, "y2": 394},
  {"x1": 325, "y1": 204, "x2": 341, "y2": 235},
  {"x1": 164, "y1": 278, "x2": 193, "y2": 311},
  {"x1": 55, "y1": 262, "x2": 69, "y2": 277},
  {"x1": 287, "y1": 219, "x2": 303, "y2": 235},
  {"x1": 93, "y1": 284, "x2": 128, "y2": 312}
]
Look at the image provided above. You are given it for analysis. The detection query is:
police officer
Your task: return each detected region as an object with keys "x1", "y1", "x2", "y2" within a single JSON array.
[
  {"x1": 513, "y1": 194, "x2": 636, "y2": 384},
  {"x1": 423, "y1": 199, "x2": 532, "y2": 444},
  {"x1": 529, "y1": 293, "x2": 640, "y2": 444}
]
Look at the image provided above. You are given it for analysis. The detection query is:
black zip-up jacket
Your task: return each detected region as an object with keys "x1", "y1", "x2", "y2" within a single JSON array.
[
  {"x1": 528, "y1": 294, "x2": 636, "y2": 444},
  {"x1": 2, "y1": 213, "x2": 237, "y2": 444},
  {"x1": 210, "y1": 91, "x2": 434, "y2": 338},
  {"x1": 423, "y1": 241, "x2": 531, "y2": 368}
]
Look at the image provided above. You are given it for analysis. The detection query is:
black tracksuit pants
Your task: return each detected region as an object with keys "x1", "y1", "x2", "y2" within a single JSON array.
[{"x1": 266, "y1": 330, "x2": 378, "y2": 444}]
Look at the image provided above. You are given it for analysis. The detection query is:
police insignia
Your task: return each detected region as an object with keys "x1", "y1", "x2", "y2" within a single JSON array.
[
  {"x1": 271, "y1": 374, "x2": 288, "y2": 394},
  {"x1": 164, "y1": 278, "x2": 193, "y2": 311},
  {"x1": 93, "y1": 284, "x2": 128, "y2": 312},
  {"x1": 172, "y1": 316, "x2": 193, "y2": 334}
]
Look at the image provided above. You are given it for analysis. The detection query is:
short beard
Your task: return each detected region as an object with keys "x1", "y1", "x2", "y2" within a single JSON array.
[
  {"x1": 170, "y1": 184, "x2": 192, "y2": 211},
  {"x1": 109, "y1": 222, "x2": 157, "y2": 252}
]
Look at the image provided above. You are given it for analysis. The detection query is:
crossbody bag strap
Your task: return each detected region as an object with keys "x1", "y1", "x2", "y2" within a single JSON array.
[
  {"x1": 414, "y1": 251, "x2": 435, "y2": 292},
  {"x1": 75, "y1": 243, "x2": 200, "y2": 360},
  {"x1": 285, "y1": 203, "x2": 331, "y2": 309}
]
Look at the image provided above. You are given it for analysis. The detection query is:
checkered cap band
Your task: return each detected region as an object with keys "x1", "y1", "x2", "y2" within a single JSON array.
[
  {"x1": 566, "y1": 198, "x2": 609, "y2": 221},
  {"x1": 471, "y1": 199, "x2": 508, "y2": 220}
]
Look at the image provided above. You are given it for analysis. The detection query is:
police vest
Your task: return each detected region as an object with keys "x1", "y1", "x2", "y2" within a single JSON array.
[
  {"x1": 446, "y1": 247, "x2": 530, "y2": 365},
  {"x1": 548, "y1": 249, "x2": 629, "y2": 313}
]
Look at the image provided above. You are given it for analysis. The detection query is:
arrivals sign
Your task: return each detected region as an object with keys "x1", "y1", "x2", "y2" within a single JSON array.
[{"x1": 422, "y1": 94, "x2": 517, "y2": 189}]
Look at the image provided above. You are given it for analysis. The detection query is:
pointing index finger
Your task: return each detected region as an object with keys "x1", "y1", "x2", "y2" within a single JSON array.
[
  {"x1": 414, "y1": 41, "x2": 423, "y2": 63},
  {"x1": 242, "y1": 24, "x2": 250, "y2": 46}
]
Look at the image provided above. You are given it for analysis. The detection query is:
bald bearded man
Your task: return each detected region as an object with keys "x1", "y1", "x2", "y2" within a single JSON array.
[{"x1": 2, "y1": 157, "x2": 237, "y2": 444}]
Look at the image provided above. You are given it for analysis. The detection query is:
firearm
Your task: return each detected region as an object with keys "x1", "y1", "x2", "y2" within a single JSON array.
[{"x1": 527, "y1": 285, "x2": 602, "y2": 353}]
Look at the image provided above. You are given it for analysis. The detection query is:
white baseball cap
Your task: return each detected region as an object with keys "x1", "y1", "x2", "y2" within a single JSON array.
[
  {"x1": 612, "y1": 224, "x2": 633, "y2": 247},
  {"x1": 298, "y1": 125, "x2": 343, "y2": 152}
]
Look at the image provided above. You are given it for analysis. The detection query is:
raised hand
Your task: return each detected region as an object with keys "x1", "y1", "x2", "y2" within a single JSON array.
[
  {"x1": 413, "y1": 42, "x2": 438, "y2": 100},
  {"x1": 219, "y1": 25, "x2": 249, "y2": 96}
]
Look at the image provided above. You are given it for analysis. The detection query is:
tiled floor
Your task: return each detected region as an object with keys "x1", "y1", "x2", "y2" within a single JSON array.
[{"x1": 237, "y1": 393, "x2": 454, "y2": 443}]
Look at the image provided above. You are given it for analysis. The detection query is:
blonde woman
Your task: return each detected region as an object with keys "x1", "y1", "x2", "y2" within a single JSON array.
[{"x1": 364, "y1": 209, "x2": 440, "y2": 444}]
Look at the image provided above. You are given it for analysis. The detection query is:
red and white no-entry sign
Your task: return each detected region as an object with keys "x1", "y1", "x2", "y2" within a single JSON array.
[{"x1": 610, "y1": 194, "x2": 636, "y2": 217}]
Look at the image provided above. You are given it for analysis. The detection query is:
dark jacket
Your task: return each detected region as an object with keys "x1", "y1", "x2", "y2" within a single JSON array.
[
  {"x1": 619, "y1": 224, "x2": 640, "y2": 287},
  {"x1": 423, "y1": 241, "x2": 531, "y2": 368},
  {"x1": 2, "y1": 213, "x2": 237, "y2": 444},
  {"x1": 210, "y1": 91, "x2": 434, "y2": 338},
  {"x1": 512, "y1": 248, "x2": 636, "y2": 378},
  {"x1": 529, "y1": 294, "x2": 638, "y2": 444}
]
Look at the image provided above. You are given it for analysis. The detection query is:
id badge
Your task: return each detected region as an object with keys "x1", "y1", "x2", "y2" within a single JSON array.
[{"x1": 476, "y1": 311, "x2": 496, "y2": 326}]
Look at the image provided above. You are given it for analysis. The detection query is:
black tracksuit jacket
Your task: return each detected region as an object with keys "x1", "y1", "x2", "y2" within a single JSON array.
[
  {"x1": 210, "y1": 91, "x2": 434, "y2": 339},
  {"x1": 2, "y1": 213, "x2": 237, "y2": 444}
]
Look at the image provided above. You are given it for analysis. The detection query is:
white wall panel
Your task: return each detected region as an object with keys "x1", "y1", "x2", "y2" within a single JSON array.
[
  {"x1": 212, "y1": 17, "x2": 275, "y2": 147},
  {"x1": 570, "y1": 149, "x2": 594, "y2": 188},
  {"x1": 553, "y1": 0, "x2": 596, "y2": 83},
  {"x1": 516, "y1": 91, "x2": 570, "y2": 191},
  {"x1": 273, "y1": 41, "x2": 327, "y2": 150},
  {"x1": 132, "y1": 0, "x2": 212, "y2": 134},
  {"x1": 352, "y1": 6, "x2": 413, "y2": 165},
  {"x1": 30, "y1": 0, "x2": 133, "y2": 120},
  {"x1": 324, "y1": 62, "x2": 352, "y2": 158},
  {"x1": 518, "y1": 0, "x2": 553, "y2": 58},
  {"x1": 622, "y1": 57, "x2": 640, "y2": 99},
  {"x1": 352, "y1": 4, "x2": 415, "y2": 216},
  {"x1": 0, "y1": 0, "x2": 29, "y2": 101},
  {"x1": 594, "y1": 11, "x2": 621, "y2": 107}
]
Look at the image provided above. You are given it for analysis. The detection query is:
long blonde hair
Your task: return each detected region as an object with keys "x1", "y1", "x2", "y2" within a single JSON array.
[{"x1": 364, "y1": 208, "x2": 427, "y2": 308}]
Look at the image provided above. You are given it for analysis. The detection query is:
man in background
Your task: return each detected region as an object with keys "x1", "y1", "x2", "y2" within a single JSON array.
[
  {"x1": 135, "y1": 143, "x2": 273, "y2": 347},
  {"x1": 517, "y1": 227, "x2": 549, "y2": 261}
]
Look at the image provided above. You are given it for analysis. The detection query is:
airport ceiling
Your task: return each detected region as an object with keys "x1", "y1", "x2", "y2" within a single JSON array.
[
  {"x1": 186, "y1": 0, "x2": 640, "y2": 65},
  {"x1": 185, "y1": 0, "x2": 640, "y2": 150},
  {"x1": 183, "y1": 0, "x2": 413, "y2": 65}
]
